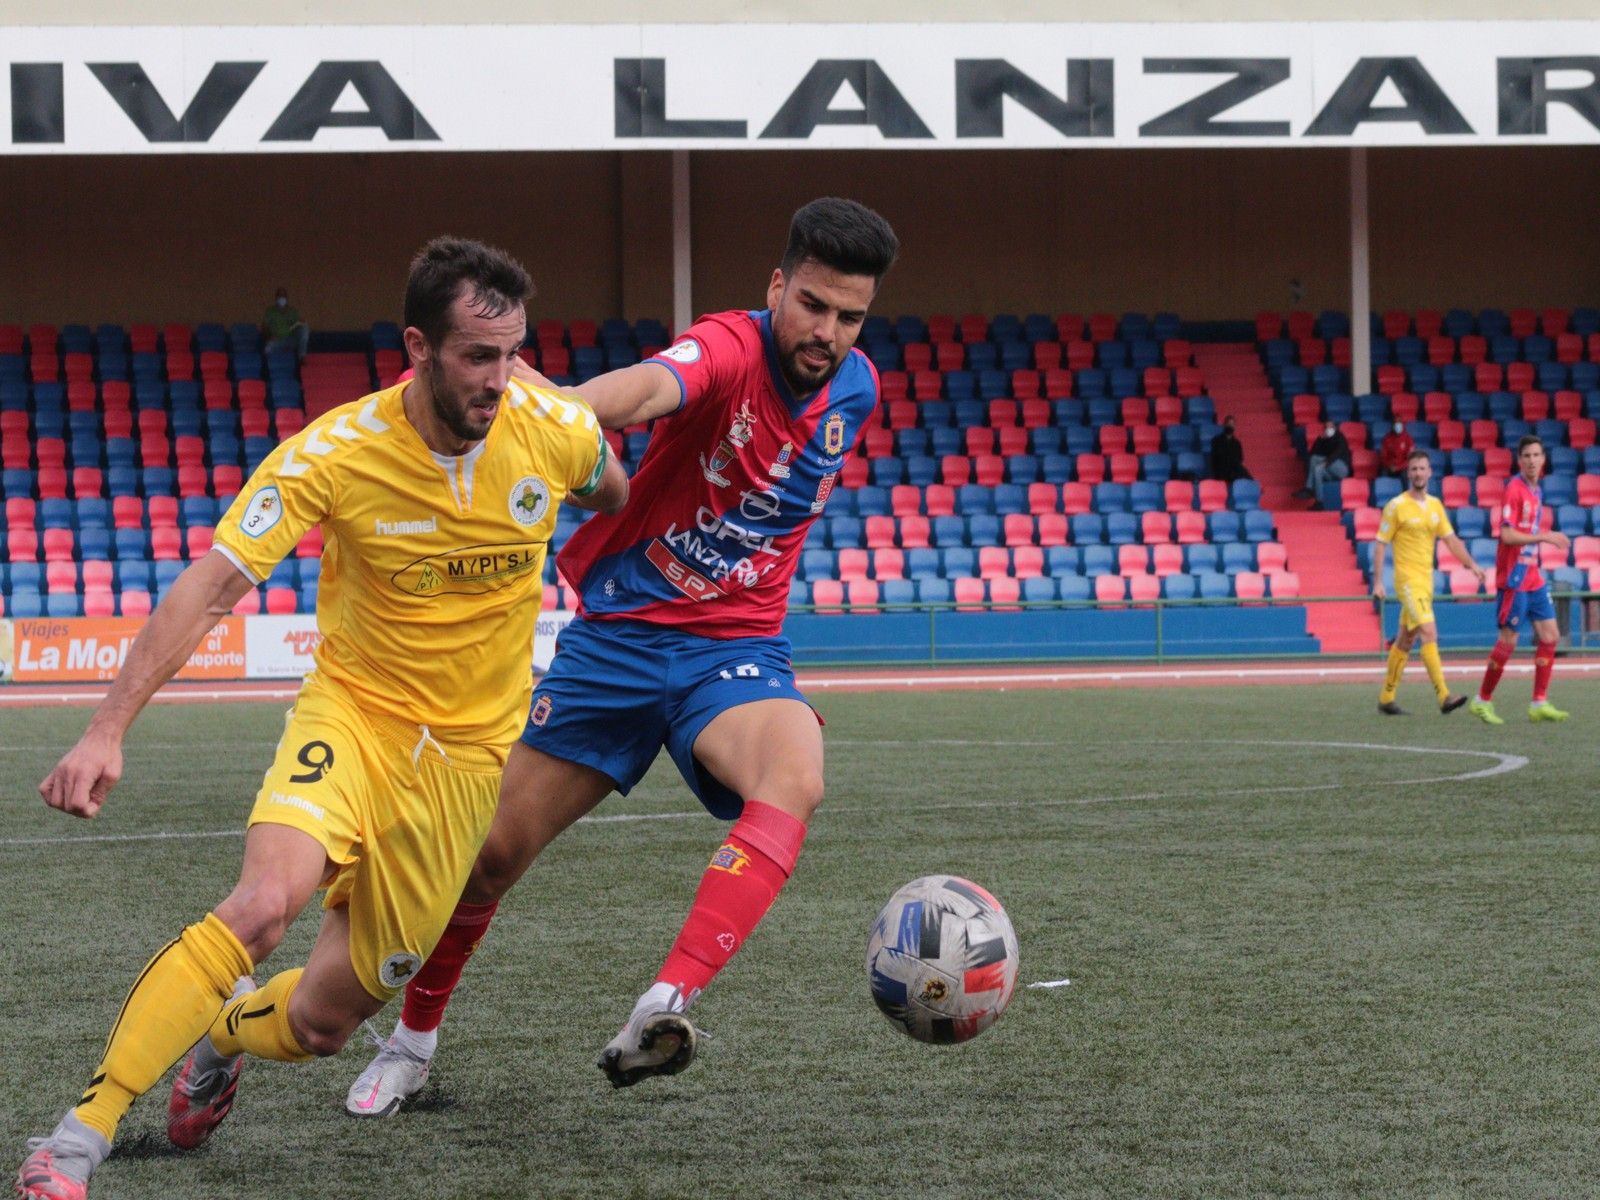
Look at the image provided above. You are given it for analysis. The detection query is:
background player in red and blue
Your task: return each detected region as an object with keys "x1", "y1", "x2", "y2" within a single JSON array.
[
  {"x1": 344, "y1": 197, "x2": 899, "y2": 1112},
  {"x1": 1470, "y1": 435, "x2": 1572, "y2": 724}
]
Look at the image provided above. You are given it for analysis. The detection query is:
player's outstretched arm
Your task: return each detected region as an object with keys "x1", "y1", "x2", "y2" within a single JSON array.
[
  {"x1": 1443, "y1": 535, "x2": 1485, "y2": 579},
  {"x1": 38, "y1": 550, "x2": 257, "y2": 819},
  {"x1": 575, "y1": 363, "x2": 682, "y2": 430}
]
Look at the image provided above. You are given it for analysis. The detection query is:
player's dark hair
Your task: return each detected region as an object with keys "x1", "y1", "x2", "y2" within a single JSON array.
[
  {"x1": 405, "y1": 236, "x2": 532, "y2": 347},
  {"x1": 1407, "y1": 450, "x2": 1430, "y2": 464},
  {"x1": 1516, "y1": 434, "x2": 1544, "y2": 456},
  {"x1": 779, "y1": 197, "x2": 899, "y2": 282}
]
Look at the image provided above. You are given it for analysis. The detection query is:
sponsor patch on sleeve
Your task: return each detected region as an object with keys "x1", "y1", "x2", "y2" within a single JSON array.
[
  {"x1": 657, "y1": 338, "x2": 702, "y2": 365},
  {"x1": 240, "y1": 486, "x2": 283, "y2": 538},
  {"x1": 573, "y1": 427, "x2": 609, "y2": 496}
]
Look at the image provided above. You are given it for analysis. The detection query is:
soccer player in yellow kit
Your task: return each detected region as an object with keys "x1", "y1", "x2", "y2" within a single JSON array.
[
  {"x1": 16, "y1": 237, "x2": 628, "y2": 1200},
  {"x1": 1372, "y1": 450, "x2": 1485, "y2": 715}
]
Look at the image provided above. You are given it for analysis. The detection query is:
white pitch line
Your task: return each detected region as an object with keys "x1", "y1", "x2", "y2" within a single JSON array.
[
  {"x1": 1028, "y1": 979, "x2": 1072, "y2": 989},
  {"x1": 0, "y1": 739, "x2": 1528, "y2": 848}
]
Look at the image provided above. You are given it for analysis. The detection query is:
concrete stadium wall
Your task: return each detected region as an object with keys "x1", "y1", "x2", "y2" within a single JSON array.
[{"x1": 2, "y1": 145, "x2": 1595, "y2": 329}]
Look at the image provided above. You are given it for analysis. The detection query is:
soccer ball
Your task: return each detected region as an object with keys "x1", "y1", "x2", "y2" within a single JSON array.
[{"x1": 865, "y1": 874, "x2": 1019, "y2": 1044}]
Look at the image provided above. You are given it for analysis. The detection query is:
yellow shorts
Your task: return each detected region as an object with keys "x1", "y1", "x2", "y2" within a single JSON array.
[
  {"x1": 248, "y1": 676, "x2": 505, "y2": 1000},
  {"x1": 1395, "y1": 579, "x2": 1435, "y2": 631}
]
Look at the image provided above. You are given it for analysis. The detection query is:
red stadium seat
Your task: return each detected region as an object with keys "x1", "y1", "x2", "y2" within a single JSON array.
[
  {"x1": 1298, "y1": 339, "x2": 1326, "y2": 367},
  {"x1": 295, "y1": 527, "x2": 324, "y2": 558},
  {"x1": 1555, "y1": 391, "x2": 1583, "y2": 422},
  {"x1": 1002, "y1": 513, "x2": 1035, "y2": 546},
  {"x1": 83, "y1": 589, "x2": 116, "y2": 618},
  {"x1": 1124, "y1": 396, "x2": 1153, "y2": 424},
  {"x1": 846, "y1": 579, "x2": 881, "y2": 612},
  {"x1": 1474, "y1": 363, "x2": 1502, "y2": 392},
  {"x1": 1126, "y1": 573, "x2": 1160, "y2": 606},
  {"x1": 989, "y1": 400, "x2": 1020, "y2": 428},
  {"x1": 890, "y1": 485, "x2": 922, "y2": 516},
  {"x1": 1390, "y1": 393, "x2": 1419, "y2": 423},
  {"x1": 71, "y1": 468, "x2": 103, "y2": 498},
  {"x1": 1140, "y1": 511, "x2": 1172, "y2": 544},
  {"x1": 1427, "y1": 336, "x2": 1455, "y2": 366},
  {"x1": 151, "y1": 527, "x2": 183, "y2": 560},
  {"x1": 1256, "y1": 542, "x2": 1288, "y2": 574},
  {"x1": 872, "y1": 548, "x2": 905, "y2": 579},
  {"x1": 1117, "y1": 544, "x2": 1148, "y2": 574},
  {"x1": 1075, "y1": 455, "x2": 1106, "y2": 486},
  {"x1": 879, "y1": 371, "x2": 909, "y2": 403},
  {"x1": 1381, "y1": 310, "x2": 1410, "y2": 339},
  {"x1": 1042, "y1": 368, "x2": 1074, "y2": 398},
  {"x1": 1422, "y1": 393, "x2": 1453, "y2": 423},
  {"x1": 1556, "y1": 333, "x2": 1584, "y2": 365},
  {"x1": 186, "y1": 526, "x2": 214, "y2": 559},
  {"x1": 213, "y1": 465, "x2": 244, "y2": 497},
  {"x1": 1032, "y1": 342, "x2": 1062, "y2": 371},
  {"x1": 997, "y1": 427, "x2": 1029, "y2": 457},
  {"x1": 1059, "y1": 483, "x2": 1091, "y2": 515},
  {"x1": 237, "y1": 380, "x2": 267, "y2": 411},
  {"x1": 1154, "y1": 396, "x2": 1185, "y2": 426},
  {"x1": 1458, "y1": 335, "x2": 1486, "y2": 365},
  {"x1": 1351, "y1": 506, "x2": 1382, "y2": 541},
  {"x1": 902, "y1": 343, "x2": 932, "y2": 372},
  {"x1": 899, "y1": 516, "x2": 930, "y2": 549},
  {"x1": 177, "y1": 465, "x2": 209, "y2": 497},
  {"x1": 1414, "y1": 310, "x2": 1443, "y2": 339},
  {"x1": 1435, "y1": 420, "x2": 1465, "y2": 452},
  {"x1": 1020, "y1": 400, "x2": 1051, "y2": 430},
  {"x1": 973, "y1": 456, "x2": 1005, "y2": 487},
  {"x1": 1175, "y1": 511, "x2": 1208, "y2": 544},
  {"x1": 1339, "y1": 478, "x2": 1370, "y2": 509},
  {"x1": 1509, "y1": 309, "x2": 1537, "y2": 338},
  {"x1": 119, "y1": 589, "x2": 153, "y2": 618},
  {"x1": 1376, "y1": 365, "x2": 1405, "y2": 395},
  {"x1": 940, "y1": 455, "x2": 971, "y2": 486},
  {"x1": 1108, "y1": 454, "x2": 1139, "y2": 485},
  {"x1": 1267, "y1": 571, "x2": 1300, "y2": 599},
  {"x1": 1578, "y1": 476, "x2": 1600, "y2": 507},
  {"x1": 1197, "y1": 480, "x2": 1228, "y2": 513},
  {"x1": 1130, "y1": 425, "x2": 1162, "y2": 456},
  {"x1": 865, "y1": 515, "x2": 897, "y2": 549},
  {"x1": 7, "y1": 528, "x2": 39, "y2": 562},
  {"x1": 1164, "y1": 480, "x2": 1195, "y2": 510},
  {"x1": 987, "y1": 577, "x2": 1022, "y2": 611},
  {"x1": 1056, "y1": 314, "x2": 1086, "y2": 342},
  {"x1": 42, "y1": 528, "x2": 75, "y2": 562},
  {"x1": 1012, "y1": 546, "x2": 1044, "y2": 578},
  {"x1": 45, "y1": 561, "x2": 77, "y2": 593},
  {"x1": 1469, "y1": 419, "x2": 1499, "y2": 450},
  {"x1": 1151, "y1": 544, "x2": 1184, "y2": 577},
  {"x1": 148, "y1": 496, "x2": 179, "y2": 528},
  {"x1": 953, "y1": 577, "x2": 986, "y2": 611},
  {"x1": 1234, "y1": 571, "x2": 1267, "y2": 602},
  {"x1": 837, "y1": 548, "x2": 870, "y2": 580},
  {"x1": 924, "y1": 484, "x2": 956, "y2": 517},
  {"x1": 1097, "y1": 425, "x2": 1128, "y2": 456},
  {"x1": 1520, "y1": 390, "x2": 1548, "y2": 421},
  {"x1": 1475, "y1": 475, "x2": 1506, "y2": 510},
  {"x1": 1011, "y1": 371, "x2": 1040, "y2": 400},
  {"x1": 1088, "y1": 314, "x2": 1117, "y2": 343},
  {"x1": 231, "y1": 589, "x2": 263, "y2": 616},
  {"x1": 964, "y1": 426, "x2": 995, "y2": 457},
  {"x1": 810, "y1": 579, "x2": 844, "y2": 613},
  {"x1": 1440, "y1": 476, "x2": 1473, "y2": 507},
  {"x1": 978, "y1": 546, "x2": 1010, "y2": 578},
  {"x1": 1037, "y1": 514, "x2": 1068, "y2": 546},
  {"x1": 1481, "y1": 449, "x2": 1512, "y2": 478},
  {"x1": 1093, "y1": 574, "x2": 1125, "y2": 603}
]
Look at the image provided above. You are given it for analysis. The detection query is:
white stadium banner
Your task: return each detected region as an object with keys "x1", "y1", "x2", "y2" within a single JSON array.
[
  {"x1": 2, "y1": 22, "x2": 1599, "y2": 152},
  {"x1": 239, "y1": 611, "x2": 574, "y2": 679}
]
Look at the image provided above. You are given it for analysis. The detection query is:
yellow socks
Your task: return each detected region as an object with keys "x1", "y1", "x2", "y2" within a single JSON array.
[
  {"x1": 207, "y1": 968, "x2": 314, "y2": 1063},
  {"x1": 73, "y1": 913, "x2": 252, "y2": 1142},
  {"x1": 1420, "y1": 642, "x2": 1449, "y2": 702},
  {"x1": 1380, "y1": 643, "x2": 1409, "y2": 703}
]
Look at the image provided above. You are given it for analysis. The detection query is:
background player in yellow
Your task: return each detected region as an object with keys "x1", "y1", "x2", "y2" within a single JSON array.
[
  {"x1": 1371, "y1": 450, "x2": 1485, "y2": 716},
  {"x1": 16, "y1": 238, "x2": 627, "y2": 1200}
]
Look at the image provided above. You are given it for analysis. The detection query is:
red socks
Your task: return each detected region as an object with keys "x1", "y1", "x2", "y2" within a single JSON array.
[
  {"x1": 1533, "y1": 640, "x2": 1556, "y2": 703},
  {"x1": 655, "y1": 800, "x2": 808, "y2": 1002},
  {"x1": 400, "y1": 900, "x2": 499, "y2": 1033},
  {"x1": 1478, "y1": 640, "x2": 1514, "y2": 701}
]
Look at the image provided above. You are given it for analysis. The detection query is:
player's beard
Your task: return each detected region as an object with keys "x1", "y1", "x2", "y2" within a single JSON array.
[
  {"x1": 777, "y1": 337, "x2": 842, "y2": 397},
  {"x1": 426, "y1": 365, "x2": 498, "y2": 444}
]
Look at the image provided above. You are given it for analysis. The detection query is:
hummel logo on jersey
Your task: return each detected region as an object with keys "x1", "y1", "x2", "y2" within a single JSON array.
[{"x1": 374, "y1": 516, "x2": 439, "y2": 537}]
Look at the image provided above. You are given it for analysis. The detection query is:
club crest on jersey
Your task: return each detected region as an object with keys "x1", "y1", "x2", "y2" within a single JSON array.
[
  {"x1": 768, "y1": 441, "x2": 794, "y2": 479},
  {"x1": 530, "y1": 695, "x2": 553, "y2": 727},
  {"x1": 379, "y1": 952, "x2": 423, "y2": 990},
  {"x1": 823, "y1": 413, "x2": 846, "y2": 456},
  {"x1": 810, "y1": 471, "x2": 838, "y2": 513},
  {"x1": 709, "y1": 843, "x2": 751, "y2": 875},
  {"x1": 658, "y1": 338, "x2": 701, "y2": 365},
  {"x1": 700, "y1": 400, "x2": 758, "y2": 488},
  {"x1": 509, "y1": 476, "x2": 550, "y2": 526}
]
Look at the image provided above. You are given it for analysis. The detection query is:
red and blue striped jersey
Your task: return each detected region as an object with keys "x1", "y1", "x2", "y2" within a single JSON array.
[
  {"x1": 557, "y1": 308, "x2": 880, "y2": 638},
  {"x1": 1495, "y1": 475, "x2": 1546, "y2": 592}
]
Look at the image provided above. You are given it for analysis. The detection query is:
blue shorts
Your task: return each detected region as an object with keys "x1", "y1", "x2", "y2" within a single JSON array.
[
  {"x1": 520, "y1": 617, "x2": 809, "y2": 820},
  {"x1": 1496, "y1": 584, "x2": 1556, "y2": 631}
]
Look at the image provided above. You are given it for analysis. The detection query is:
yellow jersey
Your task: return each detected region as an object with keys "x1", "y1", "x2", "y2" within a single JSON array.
[
  {"x1": 1376, "y1": 491, "x2": 1454, "y2": 590},
  {"x1": 213, "y1": 379, "x2": 607, "y2": 750}
]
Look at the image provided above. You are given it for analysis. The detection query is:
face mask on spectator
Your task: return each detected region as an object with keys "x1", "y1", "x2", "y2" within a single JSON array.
[
  {"x1": 277, "y1": 297, "x2": 289, "y2": 308},
  {"x1": 1394, "y1": 422, "x2": 1404, "y2": 433}
]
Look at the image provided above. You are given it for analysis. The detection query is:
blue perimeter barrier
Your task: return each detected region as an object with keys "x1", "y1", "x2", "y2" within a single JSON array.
[{"x1": 782, "y1": 605, "x2": 1319, "y2": 664}]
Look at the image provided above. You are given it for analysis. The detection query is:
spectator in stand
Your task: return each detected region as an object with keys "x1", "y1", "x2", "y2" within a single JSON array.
[
  {"x1": 1379, "y1": 420, "x2": 1414, "y2": 479},
  {"x1": 1208, "y1": 415, "x2": 1251, "y2": 483},
  {"x1": 1297, "y1": 420, "x2": 1351, "y2": 507},
  {"x1": 263, "y1": 286, "x2": 310, "y2": 362}
]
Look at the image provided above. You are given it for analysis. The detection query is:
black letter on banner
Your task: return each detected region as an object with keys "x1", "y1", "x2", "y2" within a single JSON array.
[
  {"x1": 1305, "y1": 57, "x2": 1472, "y2": 136},
  {"x1": 614, "y1": 59, "x2": 746, "y2": 138},
  {"x1": 1139, "y1": 60, "x2": 1290, "y2": 137},
  {"x1": 12, "y1": 63, "x2": 64, "y2": 143},
  {"x1": 87, "y1": 62, "x2": 264, "y2": 142},
  {"x1": 263, "y1": 62, "x2": 439, "y2": 142},
  {"x1": 1499, "y1": 58, "x2": 1600, "y2": 135},
  {"x1": 760, "y1": 61, "x2": 933, "y2": 139},
  {"x1": 955, "y1": 60, "x2": 1113, "y2": 138}
]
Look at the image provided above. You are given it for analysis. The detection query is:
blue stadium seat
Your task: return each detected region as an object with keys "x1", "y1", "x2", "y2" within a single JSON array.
[
  {"x1": 1005, "y1": 455, "x2": 1040, "y2": 485},
  {"x1": 855, "y1": 486, "x2": 890, "y2": 517},
  {"x1": 1044, "y1": 547, "x2": 1077, "y2": 576},
  {"x1": 1141, "y1": 454, "x2": 1173, "y2": 484},
  {"x1": 1020, "y1": 577, "x2": 1056, "y2": 604},
  {"x1": 967, "y1": 515, "x2": 1000, "y2": 546},
  {"x1": 992, "y1": 484, "x2": 1027, "y2": 515},
  {"x1": 1207, "y1": 512, "x2": 1242, "y2": 543},
  {"x1": 45, "y1": 592, "x2": 80, "y2": 617},
  {"x1": 115, "y1": 559, "x2": 152, "y2": 591},
  {"x1": 1051, "y1": 399, "x2": 1085, "y2": 426},
  {"x1": 1543, "y1": 475, "x2": 1577, "y2": 508},
  {"x1": 941, "y1": 548, "x2": 976, "y2": 578},
  {"x1": 1196, "y1": 571, "x2": 1232, "y2": 599},
  {"x1": 906, "y1": 549, "x2": 941, "y2": 580},
  {"x1": 1231, "y1": 479, "x2": 1262, "y2": 510},
  {"x1": 8, "y1": 589, "x2": 44, "y2": 617},
  {"x1": 931, "y1": 516, "x2": 967, "y2": 548},
  {"x1": 1041, "y1": 455, "x2": 1074, "y2": 484},
  {"x1": 1452, "y1": 506, "x2": 1487, "y2": 540},
  {"x1": 1162, "y1": 574, "x2": 1198, "y2": 600},
  {"x1": 869, "y1": 458, "x2": 904, "y2": 488},
  {"x1": 930, "y1": 428, "x2": 963, "y2": 457},
  {"x1": 1555, "y1": 505, "x2": 1588, "y2": 535},
  {"x1": 1128, "y1": 482, "x2": 1162, "y2": 513},
  {"x1": 1057, "y1": 575, "x2": 1092, "y2": 602},
  {"x1": 113, "y1": 529, "x2": 146, "y2": 559},
  {"x1": 904, "y1": 456, "x2": 938, "y2": 487},
  {"x1": 1080, "y1": 545, "x2": 1113, "y2": 575},
  {"x1": 1184, "y1": 544, "x2": 1220, "y2": 574},
  {"x1": 827, "y1": 517, "x2": 862, "y2": 549},
  {"x1": 800, "y1": 550, "x2": 832, "y2": 581},
  {"x1": 1100, "y1": 513, "x2": 1134, "y2": 545},
  {"x1": 880, "y1": 579, "x2": 916, "y2": 606},
  {"x1": 1242, "y1": 511, "x2": 1275, "y2": 543},
  {"x1": 916, "y1": 579, "x2": 952, "y2": 605},
  {"x1": 894, "y1": 430, "x2": 930, "y2": 458},
  {"x1": 1094, "y1": 483, "x2": 1129, "y2": 513},
  {"x1": 955, "y1": 485, "x2": 993, "y2": 516},
  {"x1": 1222, "y1": 543, "x2": 1256, "y2": 574}
]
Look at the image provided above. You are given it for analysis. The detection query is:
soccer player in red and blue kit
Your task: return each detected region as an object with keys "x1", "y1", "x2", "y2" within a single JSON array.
[
  {"x1": 344, "y1": 197, "x2": 899, "y2": 1111},
  {"x1": 1470, "y1": 435, "x2": 1572, "y2": 724}
]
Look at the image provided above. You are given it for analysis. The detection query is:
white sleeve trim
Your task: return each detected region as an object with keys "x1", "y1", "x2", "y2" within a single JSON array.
[{"x1": 212, "y1": 542, "x2": 266, "y2": 584}]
